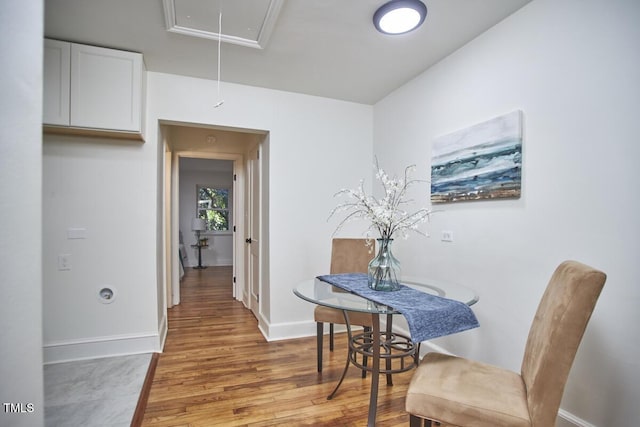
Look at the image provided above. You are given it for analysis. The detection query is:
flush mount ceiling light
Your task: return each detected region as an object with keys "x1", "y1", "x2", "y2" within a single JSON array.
[{"x1": 373, "y1": 0, "x2": 427, "y2": 35}]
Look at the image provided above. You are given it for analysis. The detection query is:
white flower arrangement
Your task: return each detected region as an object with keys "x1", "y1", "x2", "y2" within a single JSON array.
[{"x1": 330, "y1": 159, "x2": 432, "y2": 241}]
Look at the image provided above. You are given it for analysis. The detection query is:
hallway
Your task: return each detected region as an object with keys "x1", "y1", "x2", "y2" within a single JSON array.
[{"x1": 141, "y1": 266, "x2": 414, "y2": 426}]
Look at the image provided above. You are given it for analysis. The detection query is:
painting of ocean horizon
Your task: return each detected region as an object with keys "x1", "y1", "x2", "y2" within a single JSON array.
[{"x1": 431, "y1": 111, "x2": 523, "y2": 203}]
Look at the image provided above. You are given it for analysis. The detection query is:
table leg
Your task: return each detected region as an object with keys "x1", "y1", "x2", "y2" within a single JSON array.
[
  {"x1": 194, "y1": 244, "x2": 207, "y2": 269},
  {"x1": 385, "y1": 313, "x2": 393, "y2": 386},
  {"x1": 325, "y1": 311, "x2": 413, "y2": 426},
  {"x1": 327, "y1": 310, "x2": 353, "y2": 400},
  {"x1": 327, "y1": 356, "x2": 351, "y2": 400},
  {"x1": 367, "y1": 313, "x2": 380, "y2": 427}
]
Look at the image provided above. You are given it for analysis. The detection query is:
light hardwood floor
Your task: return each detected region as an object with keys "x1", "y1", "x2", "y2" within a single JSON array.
[{"x1": 141, "y1": 266, "x2": 419, "y2": 426}]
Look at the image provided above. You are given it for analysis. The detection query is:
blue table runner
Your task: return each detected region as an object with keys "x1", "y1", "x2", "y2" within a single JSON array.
[{"x1": 316, "y1": 273, "x2": 479, "y2": 343}]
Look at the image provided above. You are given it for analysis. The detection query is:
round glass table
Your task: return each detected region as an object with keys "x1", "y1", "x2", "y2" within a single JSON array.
[
  {"x1": 294, "y1": 276, "x2": 478, "y2": 427},
  {"x1": 295, "y1": 277, "x2": 478, "y2": 313}
]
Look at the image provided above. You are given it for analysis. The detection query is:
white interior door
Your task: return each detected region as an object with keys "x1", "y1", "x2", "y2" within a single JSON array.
[{"x1": 247, "y1": 147, "x2": 260, "y2": 317}]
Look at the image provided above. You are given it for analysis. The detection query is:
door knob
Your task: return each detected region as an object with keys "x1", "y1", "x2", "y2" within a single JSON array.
[{"x1": 245, "y1": 237, "x2": 252, "y2": 243}]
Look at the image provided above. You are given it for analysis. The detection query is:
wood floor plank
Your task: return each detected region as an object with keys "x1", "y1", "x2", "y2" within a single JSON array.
[{"x1": 141, "y1": 266, "x2": 415, "y2": 426}]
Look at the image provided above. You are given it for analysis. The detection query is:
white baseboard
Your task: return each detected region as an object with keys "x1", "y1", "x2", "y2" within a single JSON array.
[
  {"x1": 258, "y1": 317, "x2": 319, "y2": 342},
  {"x1": 556, "y1": 409, "x2": 597, "y2": 427},
  {"x1": 43, "y1": 332, "x2": 162, "y2": 364},
  {"x1": 259, "y1": 318, "x2": 375, "y2": 342},
  {"x1": 188, "y1": 259, "x2": 232, "y2": 268},
  {"x1": 158, "y1": 314, "x2": 168, "y2": 351}
]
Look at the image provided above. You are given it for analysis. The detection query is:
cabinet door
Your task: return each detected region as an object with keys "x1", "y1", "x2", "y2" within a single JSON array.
[
  {"x1": 70, "y1": 44, "x2": 142, "y2": 132},
  {"x1": 43, "y1": 39, "x2": 71, "y2": 126}
]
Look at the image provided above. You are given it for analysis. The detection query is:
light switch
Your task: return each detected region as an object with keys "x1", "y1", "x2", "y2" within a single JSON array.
[
  {"x1": 67, "y1": 228, "x2": 87, "y2": 239},
  {"x1": 441, "y1": 230, "x2": 454, "y2": 242}
]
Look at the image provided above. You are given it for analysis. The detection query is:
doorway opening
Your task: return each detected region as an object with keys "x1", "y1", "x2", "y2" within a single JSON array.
[
  {"x1": 161, "y1": 122, "x2": 268, "y2": 329},
  {"x1": 179, "y1": 158, "x2": 234, "y2": 272}
]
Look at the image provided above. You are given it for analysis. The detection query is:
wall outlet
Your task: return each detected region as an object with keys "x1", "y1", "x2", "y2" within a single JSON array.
[
  {"x1": 58, "y1": 254, "x2": 71, "y2": 271},
  {"x1": 441, "y1": 230, "x2": 454, "y2": 242}
]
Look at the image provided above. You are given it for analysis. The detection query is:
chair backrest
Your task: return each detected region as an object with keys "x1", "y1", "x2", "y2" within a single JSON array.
[
  {"x1": 521, "y1": 260, "x2": 606, "y2": 427},
  {"x1": 330, "y1": 238, "x2": 371, "y2": 274}
]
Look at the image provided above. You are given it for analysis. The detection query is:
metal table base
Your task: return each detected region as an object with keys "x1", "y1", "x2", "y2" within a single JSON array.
[{"x1": 327, "y1": 312, "x2": 420, "y2": 426}]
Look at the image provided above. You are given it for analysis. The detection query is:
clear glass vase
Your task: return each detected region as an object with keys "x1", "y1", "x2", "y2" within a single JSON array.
[{"x1": 368, "y1": 238, "x2": 401, "y2": 291}]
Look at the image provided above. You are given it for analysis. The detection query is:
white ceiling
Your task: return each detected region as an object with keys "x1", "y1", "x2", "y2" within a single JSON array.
[{"x1": 44, "y1": 0, "x2": 531, "y2": 105}]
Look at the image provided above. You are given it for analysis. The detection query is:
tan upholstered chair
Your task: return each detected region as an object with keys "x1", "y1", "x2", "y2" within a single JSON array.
[
  {"x1": 315, "y1": 238, "x2": 373, "y2": 373},
  {"x1": 405, "y1": 260, "x2": 606, "y2": 427}
]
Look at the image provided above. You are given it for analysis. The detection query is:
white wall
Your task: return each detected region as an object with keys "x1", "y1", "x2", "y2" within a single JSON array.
[
  {"x1": 42, "y1": 134, "x2": 161, "y2": 361},
  {"x1": 373, "y1": 0, "x2": 640, "y2": 425},
  {"x1": 0, "y1": 1, "x2": 44, "y2": 425},
  {"x1": 179, "y1": 167, "x2": 234, "y2": 267},
  {"x1": 39, "y1": 70, "x2": 373, "y2": 361},
  {"x1": 146, "y1": 73, "x2": 373, "y2": 337}
]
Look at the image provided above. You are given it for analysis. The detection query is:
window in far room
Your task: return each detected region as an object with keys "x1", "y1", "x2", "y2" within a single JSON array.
[{"x1": 197, "y1": 185, "x2": 230, "y2": 232}]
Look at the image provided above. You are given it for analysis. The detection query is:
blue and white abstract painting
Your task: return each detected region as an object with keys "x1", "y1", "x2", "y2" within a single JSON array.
[{"x1": 431, "y1": 111, "x2": 523, "y2": 203}]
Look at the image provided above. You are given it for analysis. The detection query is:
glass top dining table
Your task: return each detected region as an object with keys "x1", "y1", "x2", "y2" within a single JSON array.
[
  {"x1": 294, "y1": 276, "x2": 478, "y2": 427},
  {"x1": 294, "y1": 276, "x2": 478, "y2": 314}
]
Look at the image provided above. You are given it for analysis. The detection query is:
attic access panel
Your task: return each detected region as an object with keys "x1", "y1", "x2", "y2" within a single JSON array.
[{"x1": 163, "y1": 0, "x2": 283, "y2": 49}]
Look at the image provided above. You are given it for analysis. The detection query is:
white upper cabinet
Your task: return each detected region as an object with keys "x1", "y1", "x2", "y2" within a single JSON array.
[
  {"x1": 43, "y1": 39, "x2": 145, "y2": 139},
  {"x1": 43, "y1": 39, "x2": 71, "y2": 126},
  {"x1": 70, "y1": 43, "x2": 143, "y2": 132}
]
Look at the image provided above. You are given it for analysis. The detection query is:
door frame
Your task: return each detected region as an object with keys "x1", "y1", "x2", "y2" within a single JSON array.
[
  {"x1": 160, "y1": 122, "x2": 268, "y2": 324},
  {"x1": 246, "y1": 145, "x2": 260, "y2": 317}
]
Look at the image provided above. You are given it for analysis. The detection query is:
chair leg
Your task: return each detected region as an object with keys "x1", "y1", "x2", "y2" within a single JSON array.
[
  {"x1": 316, "y1": 322, "x2": 323, "y2": 372},
  {"x1": 329, "y1": 323, "x2": 334, "y2": 351},
  {"x1": 409, "y1": 414, "x2": 431, "y2": 427}
]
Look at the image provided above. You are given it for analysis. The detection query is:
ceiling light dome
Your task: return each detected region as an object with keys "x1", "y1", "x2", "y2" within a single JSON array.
[{"x1": 373, "y1": 0, "x2": 427, "y2": 35}]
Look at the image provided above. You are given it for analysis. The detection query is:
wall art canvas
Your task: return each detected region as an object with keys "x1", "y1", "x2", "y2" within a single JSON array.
[{"x1": 431, "y1": 110, "x2": 523, "y2": 203}]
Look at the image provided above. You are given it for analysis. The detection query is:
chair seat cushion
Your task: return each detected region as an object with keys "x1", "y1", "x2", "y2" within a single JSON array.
[
  {"x1": 314, "y1": 305, "x2": 372, "y2": 327},
  {"x1": 406, "y1": 352, "x2": 532, "y2": 427}
]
